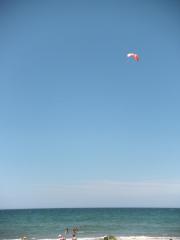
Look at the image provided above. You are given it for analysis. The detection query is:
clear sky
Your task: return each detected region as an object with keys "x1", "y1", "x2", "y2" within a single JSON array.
[{"x1": 0, "y1": 0, "x2": 180, "y2": 209}]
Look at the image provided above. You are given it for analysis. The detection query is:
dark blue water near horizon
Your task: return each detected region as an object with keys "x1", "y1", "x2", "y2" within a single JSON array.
[{"x1": 0, "y1": 208, "x2": 180, "y2": 239}]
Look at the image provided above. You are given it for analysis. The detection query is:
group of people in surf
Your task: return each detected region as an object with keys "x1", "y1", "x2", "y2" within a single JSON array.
[{"x1": 58, "y1": 227, "x2": 79, "y2": 240}]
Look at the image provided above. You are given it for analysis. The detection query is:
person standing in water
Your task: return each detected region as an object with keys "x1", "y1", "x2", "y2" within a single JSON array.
[
  {"x1": 65, "y1": 228, "x2": 69, "y2": 238},
  {"x1": 72, "y1": 227, "x2": 78, "y2": 240}
]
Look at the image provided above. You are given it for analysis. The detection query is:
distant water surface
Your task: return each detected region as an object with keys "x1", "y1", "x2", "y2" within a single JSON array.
[{"x1": 0, "y1": 208, "x2": 180, "y2": 239}]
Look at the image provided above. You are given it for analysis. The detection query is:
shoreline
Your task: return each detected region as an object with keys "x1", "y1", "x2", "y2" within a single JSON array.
[{"x1": 3, "y1": 236, "x2": 180, "y2": 240}]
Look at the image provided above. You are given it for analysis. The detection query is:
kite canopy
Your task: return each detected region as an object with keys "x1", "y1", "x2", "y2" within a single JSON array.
[{"x1": 127, "y1": 53, "x2": 139, "y2": 61}]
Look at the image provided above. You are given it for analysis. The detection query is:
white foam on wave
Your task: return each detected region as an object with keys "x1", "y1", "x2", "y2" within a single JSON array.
[
  {"x1": 3, "y1": 237, "x2": 180, "y2": 240},
  {"x1": 115, "y1": 237, "x2": 180, "y2": 240}
]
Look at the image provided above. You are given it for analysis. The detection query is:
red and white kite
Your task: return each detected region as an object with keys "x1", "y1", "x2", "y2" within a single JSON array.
[{"x1": 127, "y1": 53, "x2": 140, "y2": 61}]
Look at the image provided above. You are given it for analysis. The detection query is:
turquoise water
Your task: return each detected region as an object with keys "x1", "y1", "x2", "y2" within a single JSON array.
[{"x1": 0, "y1": 208, "x2": 180, "y2": 239}]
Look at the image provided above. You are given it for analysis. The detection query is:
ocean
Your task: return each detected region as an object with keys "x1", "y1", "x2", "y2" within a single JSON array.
[{"x1": 0, "y1": 208, "x2": 180, "y2": 240}]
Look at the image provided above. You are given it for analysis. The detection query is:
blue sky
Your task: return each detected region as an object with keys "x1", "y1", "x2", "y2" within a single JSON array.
[{"x1": 0, "y1": 0, "x2": 180, "y2": 209}]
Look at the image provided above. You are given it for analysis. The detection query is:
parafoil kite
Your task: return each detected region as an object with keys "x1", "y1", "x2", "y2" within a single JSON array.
[{"x1": 127, "y1": 53, "x2": 139, "y2": 61}]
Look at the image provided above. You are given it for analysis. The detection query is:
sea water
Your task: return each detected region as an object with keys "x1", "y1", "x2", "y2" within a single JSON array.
[{"x1": 0, "y1": 208, "x2": 180, "y2": 240}]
